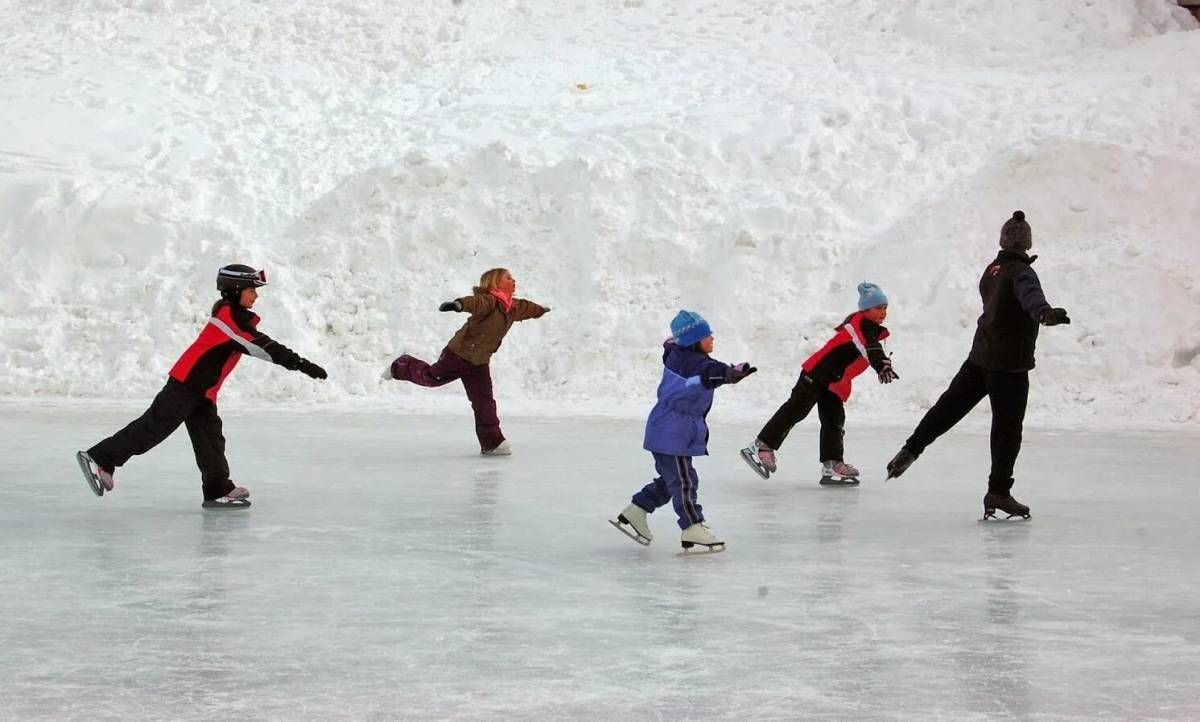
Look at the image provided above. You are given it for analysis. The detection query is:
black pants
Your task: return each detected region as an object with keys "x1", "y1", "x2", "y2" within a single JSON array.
[
  {"x1": 757, "y1": 373, "x2": 846, "y2": 461},
  {"x1": 88, "y1": 379, "x2": 234, "y2": 501},
  {"x1": 904, "y1": 360, "x2": 1029, "y2": 494}
]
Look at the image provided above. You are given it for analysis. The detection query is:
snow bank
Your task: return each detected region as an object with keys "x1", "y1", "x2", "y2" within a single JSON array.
[{"x1": 1, "y1": 0, "x2": 1198, "y2": 427}]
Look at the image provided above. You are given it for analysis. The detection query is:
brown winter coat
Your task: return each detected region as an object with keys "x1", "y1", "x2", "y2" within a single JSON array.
[{"x1": 446, "y1": 293, "x2": 547, "y2": 366}]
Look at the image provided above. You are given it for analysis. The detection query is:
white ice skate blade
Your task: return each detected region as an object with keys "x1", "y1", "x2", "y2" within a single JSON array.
[
  {"x1": 979, "y1": 514, "x2": 1030, "y2": 522},
  {"x1": 677, "y1": 544, "x2": 725, "y2": 556},
  {"x1": 739, "y1": 448, "x2": 770, "y2": 479},
  {"x1": 202, "y1": 498, "x2": 252, "y2": 510},
  {"x1": 76, "y1": 451, "x2": 104, "y2": 497},
  {"x1": 609, "y1": 519, "x2": 650, "y2": 546},
  {"x1": 819, "y1": 475, "x2": 861, "y2": 487}
]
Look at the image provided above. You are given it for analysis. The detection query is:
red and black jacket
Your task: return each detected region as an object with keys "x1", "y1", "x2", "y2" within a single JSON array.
[
  {"x1": 801, "y1": 312, "x2": 890, "y2": 402},
  {"x1": 168, "y1": 301, "x2": 302, "y2": 400}
]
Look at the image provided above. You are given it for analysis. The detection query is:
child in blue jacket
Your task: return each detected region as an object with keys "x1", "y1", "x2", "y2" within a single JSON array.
[{"x1": 610, "y1": 310, "x2": 755, "y2": 553}]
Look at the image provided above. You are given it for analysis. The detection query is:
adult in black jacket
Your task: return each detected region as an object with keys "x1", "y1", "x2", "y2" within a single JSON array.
[{"x1": 885, "y1": 211, "x2": 1070, "y2": 519}]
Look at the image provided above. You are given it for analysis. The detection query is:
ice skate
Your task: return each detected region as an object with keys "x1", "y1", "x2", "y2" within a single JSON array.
[
  {"x1": 981, "y1": 492, "x2": 1030, "y2": 521},
  {"x1": 76, "y1": 451, "x2": 114, "y2": 497},
  {"x1": 678, "y1": 523, "x2": 725, "y2": 555},
  {"x1": 819, "y1": 460, "x2": 860, "y2": 486},
  {"x1": 886, "y1": 447, "x2": 918, "y2": 480},
  {"x1": 202, "y1": 486, "x2": 251, "y2": 509},
  {"x1": 609, "y1": 503, "x2": 653, "y2": 546},
  {"x1": 739, "y1": 440, "x2": 775, "y2": 479},
  {"x1": 481, "y1": 440, "x2": 512, "y2": 456}
]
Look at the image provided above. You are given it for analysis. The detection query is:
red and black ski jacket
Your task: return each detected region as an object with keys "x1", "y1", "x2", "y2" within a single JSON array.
[
  {"x1": 800, "y1": 312, "x2": 890, "y2": 402},
  {"x1": 168, "y1": 300, "x2": 303, "y2": 400}
]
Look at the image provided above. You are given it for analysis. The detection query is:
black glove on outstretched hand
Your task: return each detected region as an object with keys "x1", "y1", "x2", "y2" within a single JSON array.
[
  {"x1": 725, "y1": 362, "x2": 758, "y2": 384},
  {"x1": 297, "y1": 358, "x2": 328, "y2": 380},
  {"x1": 1041, "y1": 307, "x2": 1071, "y2": 326},
  {"x1": 438, "y1": 300, "x2": 463, "y2": 312},
  {"x1": 877, "y1": 359, "x2": 899, "y2": 384}
]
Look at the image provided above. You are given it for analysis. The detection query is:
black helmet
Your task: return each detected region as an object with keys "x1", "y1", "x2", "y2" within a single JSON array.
[{"x1": 217, "y1": 264, "x2": 267, "y2": 301}]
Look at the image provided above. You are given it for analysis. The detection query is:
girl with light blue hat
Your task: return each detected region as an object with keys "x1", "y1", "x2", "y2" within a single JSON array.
[{"x1": 741, "y1": 282, "x2": 899, "y2": 486}]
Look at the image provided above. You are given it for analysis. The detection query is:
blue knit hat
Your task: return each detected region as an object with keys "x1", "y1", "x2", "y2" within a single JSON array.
[
  {"x1": 670, "y1": 310, "x2": 713, "y2": 347},
  {"x1": 857, "y1": 282, "x2": 888, "y2": 311}
]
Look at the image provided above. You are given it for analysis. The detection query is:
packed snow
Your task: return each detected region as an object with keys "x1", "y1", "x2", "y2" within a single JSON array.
[{"x1": 2, "y1": 1, "x2": 1199, "y2": 427}]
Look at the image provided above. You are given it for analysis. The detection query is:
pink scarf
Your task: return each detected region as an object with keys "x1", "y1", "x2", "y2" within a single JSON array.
[{"x1": 490, "y1": 289, "x2": 513, "y2": 312}]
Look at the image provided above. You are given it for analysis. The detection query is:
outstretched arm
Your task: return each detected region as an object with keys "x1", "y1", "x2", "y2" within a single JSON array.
[
  {"x1": 1013, "y1": 267, "x2": 1070, "y2": 326},
  {"x1": 1013, "y1": 266, "x2": 1052, "y2": 321},
  {"x1": 859, "y1": 322, "x2": 898, "y2": 383},
  {"x1": 227, "y1": 306, "x2": 326, "y2": 379},
  {"x1": 510, "y1": 298, "x2": 549, "y2": 321},
  {"x1": 454, "y1": 294, "x2": 498, "y2": 316},
  {"x1": 696, "y1": 357, "x2": 756, "y2": 389}
]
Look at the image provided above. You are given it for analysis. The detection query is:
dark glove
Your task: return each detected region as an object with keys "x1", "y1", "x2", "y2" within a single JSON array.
[
  {"x1": 1040, "y1": 307, "x2": 1070, "y2": 326},
  {"x1": 725, "y1": 362, "x2": 757, "y2": 384},
  {"x1": 877, "y1": 359, "x2": 899, "y2": 384},
  {"x1": 297, "y1": 359, "x2": 327, "y2": 380},
  {"x1": 438, "y1": 300, "x2": 463, "y2": 313}
]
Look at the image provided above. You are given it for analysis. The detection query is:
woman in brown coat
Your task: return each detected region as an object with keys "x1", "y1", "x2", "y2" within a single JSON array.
[{"x1": 383, "y1": 268, "x2": 550, "y2": 455}]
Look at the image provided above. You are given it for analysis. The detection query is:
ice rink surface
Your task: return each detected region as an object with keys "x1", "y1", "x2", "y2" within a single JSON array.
[{"x1": 3, "y1": 404, "x2": 1198, "y2": 720}]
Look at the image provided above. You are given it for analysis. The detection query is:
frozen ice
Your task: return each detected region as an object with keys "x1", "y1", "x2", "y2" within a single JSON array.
[{"x1": 2, "y1": 404, "x2": 1198, "y2": 719}]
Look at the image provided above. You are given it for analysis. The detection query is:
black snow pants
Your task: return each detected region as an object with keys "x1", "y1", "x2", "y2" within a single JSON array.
[
  {"x1": 756, "y1": 372, "x2": 847, "y2": 462},
  {"x1": 903, "y1": 360, "x2": 1029, "y2": 494},
  {"x1": 87, "y1": 379, "x2": 235, "y2": 501}
]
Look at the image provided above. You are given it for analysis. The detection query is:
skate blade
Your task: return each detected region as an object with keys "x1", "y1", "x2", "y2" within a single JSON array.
[
  {"x1": 819, "y1": 475, "x2": 860, "y2": 487},
  {"x1": 739, "y1": 448, "x2": 770, "y2": 479},
  {"x1": 980, "y1": 511, "x2": 1031, "y2": 522},
  {"x1": 76, "y1": 451, "x2": 104, "y2": 497},
  {"x1": 202, "y1": 499, "x2": 252, "y2": 510},
  {"x1": 609, "y1": 519, "x2": 651, "y2": 546},
  {"x1": 677, "y1": 543, "x2": 725, "y2": 556}
]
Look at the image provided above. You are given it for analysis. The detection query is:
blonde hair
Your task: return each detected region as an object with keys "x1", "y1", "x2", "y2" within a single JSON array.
[{"x1": 473, "y1": 267, "x2": 510, "y2": 295}]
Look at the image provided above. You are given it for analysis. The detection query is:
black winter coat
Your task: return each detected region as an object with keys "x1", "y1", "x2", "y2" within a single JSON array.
[{"x1": 967, "y1": 250, "x2": 1053, "y2": 372}]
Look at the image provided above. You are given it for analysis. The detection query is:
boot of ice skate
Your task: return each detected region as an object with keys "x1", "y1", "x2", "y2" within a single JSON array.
[
  {"x1": 76, "y1": 451, "x2": 114, "y2": 497},
  {"x1": 481, "y1": 440, "x2": 512, "y2": 456},
  {"x1": 739, "y1": 439, "x2": 776, "y2": 479},
  {"x1": 820, "y1": 460, "x2": 860, "y2": 486},
  {"x1": 609, "y1": 503, "x2": 653, "y2": 546},
  {"x1": 679, "y1": 523, "x2": 725, "y2": 554},
  {"x1": 202, "y1": 486, "x2": 251, "y2": 510},
  {"x1": 886, "y1": 447, "x2": 918, "y2": 480},
  {"x1": 982, "y1": 492, "x2": 1030, "y2": 520}
]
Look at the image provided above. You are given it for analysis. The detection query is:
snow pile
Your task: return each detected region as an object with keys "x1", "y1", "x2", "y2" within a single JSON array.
[{"x1": 1, "y1": 0, "x2": 1198, "y2": 427}]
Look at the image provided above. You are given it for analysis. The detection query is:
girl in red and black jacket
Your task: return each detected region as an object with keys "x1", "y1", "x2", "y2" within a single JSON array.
[
  {"x1": 740, "y1": 282, "x2": 898, "y2": 485},
  {"x1": 76, "y1": 264, "x2": 328, "y2": 509}
]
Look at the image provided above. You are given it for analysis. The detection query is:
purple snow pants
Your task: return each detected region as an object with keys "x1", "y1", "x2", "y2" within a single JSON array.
[{"x1": 391, "y1": 347, "x2": 505, "y2": 451}]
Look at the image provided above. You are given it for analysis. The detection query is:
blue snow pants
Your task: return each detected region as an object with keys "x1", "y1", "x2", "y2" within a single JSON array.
[{"x1": 631, "y1": 452, "x2": 704, "y2": 531}]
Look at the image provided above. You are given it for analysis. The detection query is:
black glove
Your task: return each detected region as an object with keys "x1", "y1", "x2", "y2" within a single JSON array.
[
  {"x1": 438, "y1": 300, "x2": 463, "y2": 313},
  {"x1": 725, "y1": 362, "x2": 757, "y2": 384},
  {"x1": 877, "y1": 359, "x2": 899, "y2": 384},
  {"x1": 1041, "y1": 307, "x2": 1070, "y2": 326},
  {"x1": 297, "y1": 359, "x2": 327, "y2": 380}
]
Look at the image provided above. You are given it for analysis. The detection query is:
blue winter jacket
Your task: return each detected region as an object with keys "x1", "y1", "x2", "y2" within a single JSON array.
[{"x1": 643, "y1": 341, "x2": 734, "y2": 457}]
